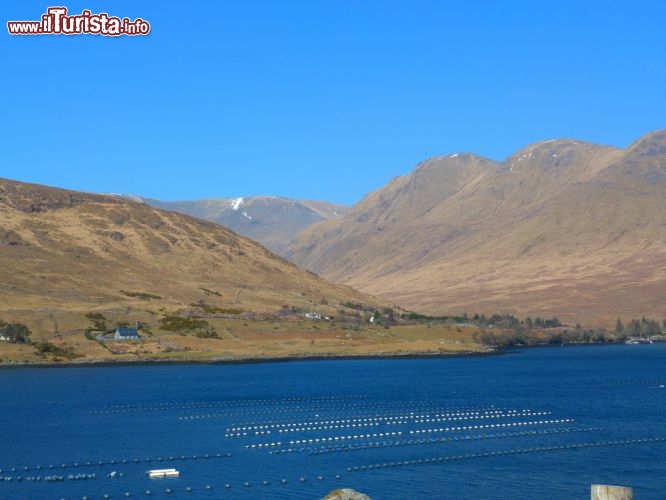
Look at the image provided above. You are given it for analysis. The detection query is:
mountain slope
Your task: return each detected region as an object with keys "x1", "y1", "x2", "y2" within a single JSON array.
[
  {"x1": 287, "y1": 154, "x2": 497, "y2": 277},
  {"x1": 287, "y1": 131, "x2": 666, "y2": 325},
  {"x1": 0, "y1": 179, "x2": 374, "y2": 324},
  {"x1": 142, "y1": 196, "x2": 346, "y2": 255}
]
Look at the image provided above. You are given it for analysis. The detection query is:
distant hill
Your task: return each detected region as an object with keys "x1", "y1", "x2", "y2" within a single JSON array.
[
  {"x1": 141, "y1": 196, "x2": 346, "y2": 254},
  {"x1": 287, "y1": 130, "x2": 666, "y2": 326},
  {"x1": 0, "y1": 179, "x2": 374, "y2": 334}
]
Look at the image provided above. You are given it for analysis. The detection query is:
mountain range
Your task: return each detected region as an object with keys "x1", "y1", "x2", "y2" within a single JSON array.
[
  {"x1": 286, "y1": 130, "x2": 666, "y2": 325},
  {"x1": 3, "y1": 130, "x2": 664, "y2": 331}
]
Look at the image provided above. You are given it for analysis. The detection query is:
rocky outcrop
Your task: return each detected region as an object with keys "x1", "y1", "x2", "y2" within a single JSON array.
[
  {"x1": 324, "y1": 488, "x2": 370, "y2": 500},
  {"x1": 323, "y1": 488, "x2": 371, "y2": 500}
]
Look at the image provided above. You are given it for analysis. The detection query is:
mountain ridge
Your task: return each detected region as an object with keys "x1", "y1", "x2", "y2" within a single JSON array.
[{"x1": 286, "y1": 130, "x2": 666, "y2": 326}]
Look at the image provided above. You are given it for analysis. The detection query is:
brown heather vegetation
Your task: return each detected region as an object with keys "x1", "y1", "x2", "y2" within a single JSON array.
[
  {"x1": 0, "y1": 177, "x2": 374, "y2": 316},
  {"x1": 0, "y1": 178, "x2": 494, "y2": 364},
  {"x1": 288, "y1": 130, "x2": 666, "y2": 327}
]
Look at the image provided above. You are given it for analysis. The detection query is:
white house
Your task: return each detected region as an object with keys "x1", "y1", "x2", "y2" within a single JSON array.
[{"x1": 114, "y1": 327, "x2": 139, "y2": 340}]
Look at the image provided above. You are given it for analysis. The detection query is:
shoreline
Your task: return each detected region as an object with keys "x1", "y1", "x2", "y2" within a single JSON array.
[
  {"x1": 0, "y1": 348, "x2": 503, "y2": 369},
  {"x1": 1, "y1": 340, "x2": 633, "y2": 369}
]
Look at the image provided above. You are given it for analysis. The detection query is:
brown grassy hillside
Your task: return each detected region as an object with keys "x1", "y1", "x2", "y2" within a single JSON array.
[
  {"x1": 287, "y1": 131, "x2": 666, "y2": 326},
  {"x1": 0, "y1": 178, "x2": 375, "y2": 337},
  {"x1": 288, "y1": 154, "x2": 496, "y2": 279}
]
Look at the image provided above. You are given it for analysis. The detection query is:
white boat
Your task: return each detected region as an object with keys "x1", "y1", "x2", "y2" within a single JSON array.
[{"x1": 146, "y1": 468, "x2": 179, "y2": 478}]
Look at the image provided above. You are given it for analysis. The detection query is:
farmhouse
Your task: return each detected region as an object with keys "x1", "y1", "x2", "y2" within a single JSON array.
[{"x1": 114, "y1": 327, "x2": 139, "y2": 340}]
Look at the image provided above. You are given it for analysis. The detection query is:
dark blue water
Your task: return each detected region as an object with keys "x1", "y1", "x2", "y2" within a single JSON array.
[{"x1": 1, "y1": 344, "x2": 665, "y2": 499}]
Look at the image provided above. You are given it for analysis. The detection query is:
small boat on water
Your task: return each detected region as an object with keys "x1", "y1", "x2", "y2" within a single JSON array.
[{"x1": 146, "y1": 468, "x2": 179, "y2": 478}]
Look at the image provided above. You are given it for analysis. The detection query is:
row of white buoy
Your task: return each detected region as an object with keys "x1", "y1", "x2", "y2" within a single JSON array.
[
  {"x1": 227, "y1": 416, "x2": 573, "y2": 440},
  {"x1": 246, "y1": 442, "x2": 283, "y2": 449},
  {"x1": 63, "y1": 475, "x2": 346, "y2": 498},
  {"x1": 228, "y1": 421, "x2": 386, "y2": 438},
  {"x1": 223, "y1": 408, "x2": 546, "y2": 437},
  {"x1": 177, "y1": 404, "x2": 440, "y2": 421},
  {"x1": 289, "y1": 428, "x2": 594, "y2": 455},
  {"x1": 345, "y1": 437, "x2": 666, "y2": 472},
  {"x1": 412, "y1": 411, "x2": 550, "y2": 424},
  {"x1": 93, "y1": 395, "x2": 371, "y2": 414},
  {"x1": 226, "y1": 409, "x2": 514, "y2": 432},
  {"x1": 84, "y1": 485, "x2": 213, "y2": 498},
  {"x1": 0, "y1": 473, "x2": 96, "y2": 482},
  {"x1": 241, "y1": 409, "x2": 506, "y2": 431},
  {"x1": 409, "y1": 418, "x2": 574, "y2": 435},
  {"x1": 220, "y1": 475, "x2": 341, "y2": 490},
  {"x1": 304, "y1": 426, "x2": 601, "y2": 455},
  {"x1": 183, "y1": 400, "x2": 440, "y2": 417},
  {"x1": 176, "y1": 402, "x2": 504, "y2": 423},
  {"x1": 246, "y1": 400, "x2": 487, "y2": 418},
  {"x1": 271, "y1": 411, "x2": 550, "y2": 433},
  {"x1": 107, "y1": 394, "x2": 367, "y2": 410},
  {"x1": 287, "y1": 431, "x2": 403, "y2": 445},
  {"x1": 0, "y1": 453, "x2": 232, "y2": 476},
  {"x1": 278, "y1": 422, "x2": 382, "y2": 434},
  {"x1": 604, "y1": 380, "x2": 665, "y2": 386}
]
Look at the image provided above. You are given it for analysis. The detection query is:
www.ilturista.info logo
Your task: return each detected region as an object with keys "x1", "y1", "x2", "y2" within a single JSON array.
[{"x1": 7, "y1": 7, "x2": 150, "y2": 36}]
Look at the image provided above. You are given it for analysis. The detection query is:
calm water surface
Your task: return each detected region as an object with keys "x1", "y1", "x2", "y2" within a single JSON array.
[{"x1": 1, "y1": 344, "x2": 665, "y2": 499}]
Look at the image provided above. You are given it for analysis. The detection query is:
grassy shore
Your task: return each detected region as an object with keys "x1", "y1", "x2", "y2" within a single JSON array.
[{"x1": 0, "y1": 317, "x2": 489, "y2": 365}]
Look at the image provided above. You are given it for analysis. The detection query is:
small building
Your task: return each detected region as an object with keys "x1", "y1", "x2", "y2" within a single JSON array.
[{"x1": 114, "y1": 327, "x2": 139, "y2": 340}]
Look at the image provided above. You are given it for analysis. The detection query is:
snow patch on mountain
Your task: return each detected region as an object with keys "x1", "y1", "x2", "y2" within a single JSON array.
[{"x1": 230, "y1": 197, "x2": 244, "y2": 211}]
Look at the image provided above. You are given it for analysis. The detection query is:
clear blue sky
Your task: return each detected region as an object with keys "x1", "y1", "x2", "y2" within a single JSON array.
[{"x1": 2, "y1": 1, "x2": 665, "y2": 205}]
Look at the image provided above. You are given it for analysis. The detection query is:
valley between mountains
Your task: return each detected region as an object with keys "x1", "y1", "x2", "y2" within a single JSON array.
[{"x1": 1, "y1": 130, "x2": 664, "y2": 364}]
